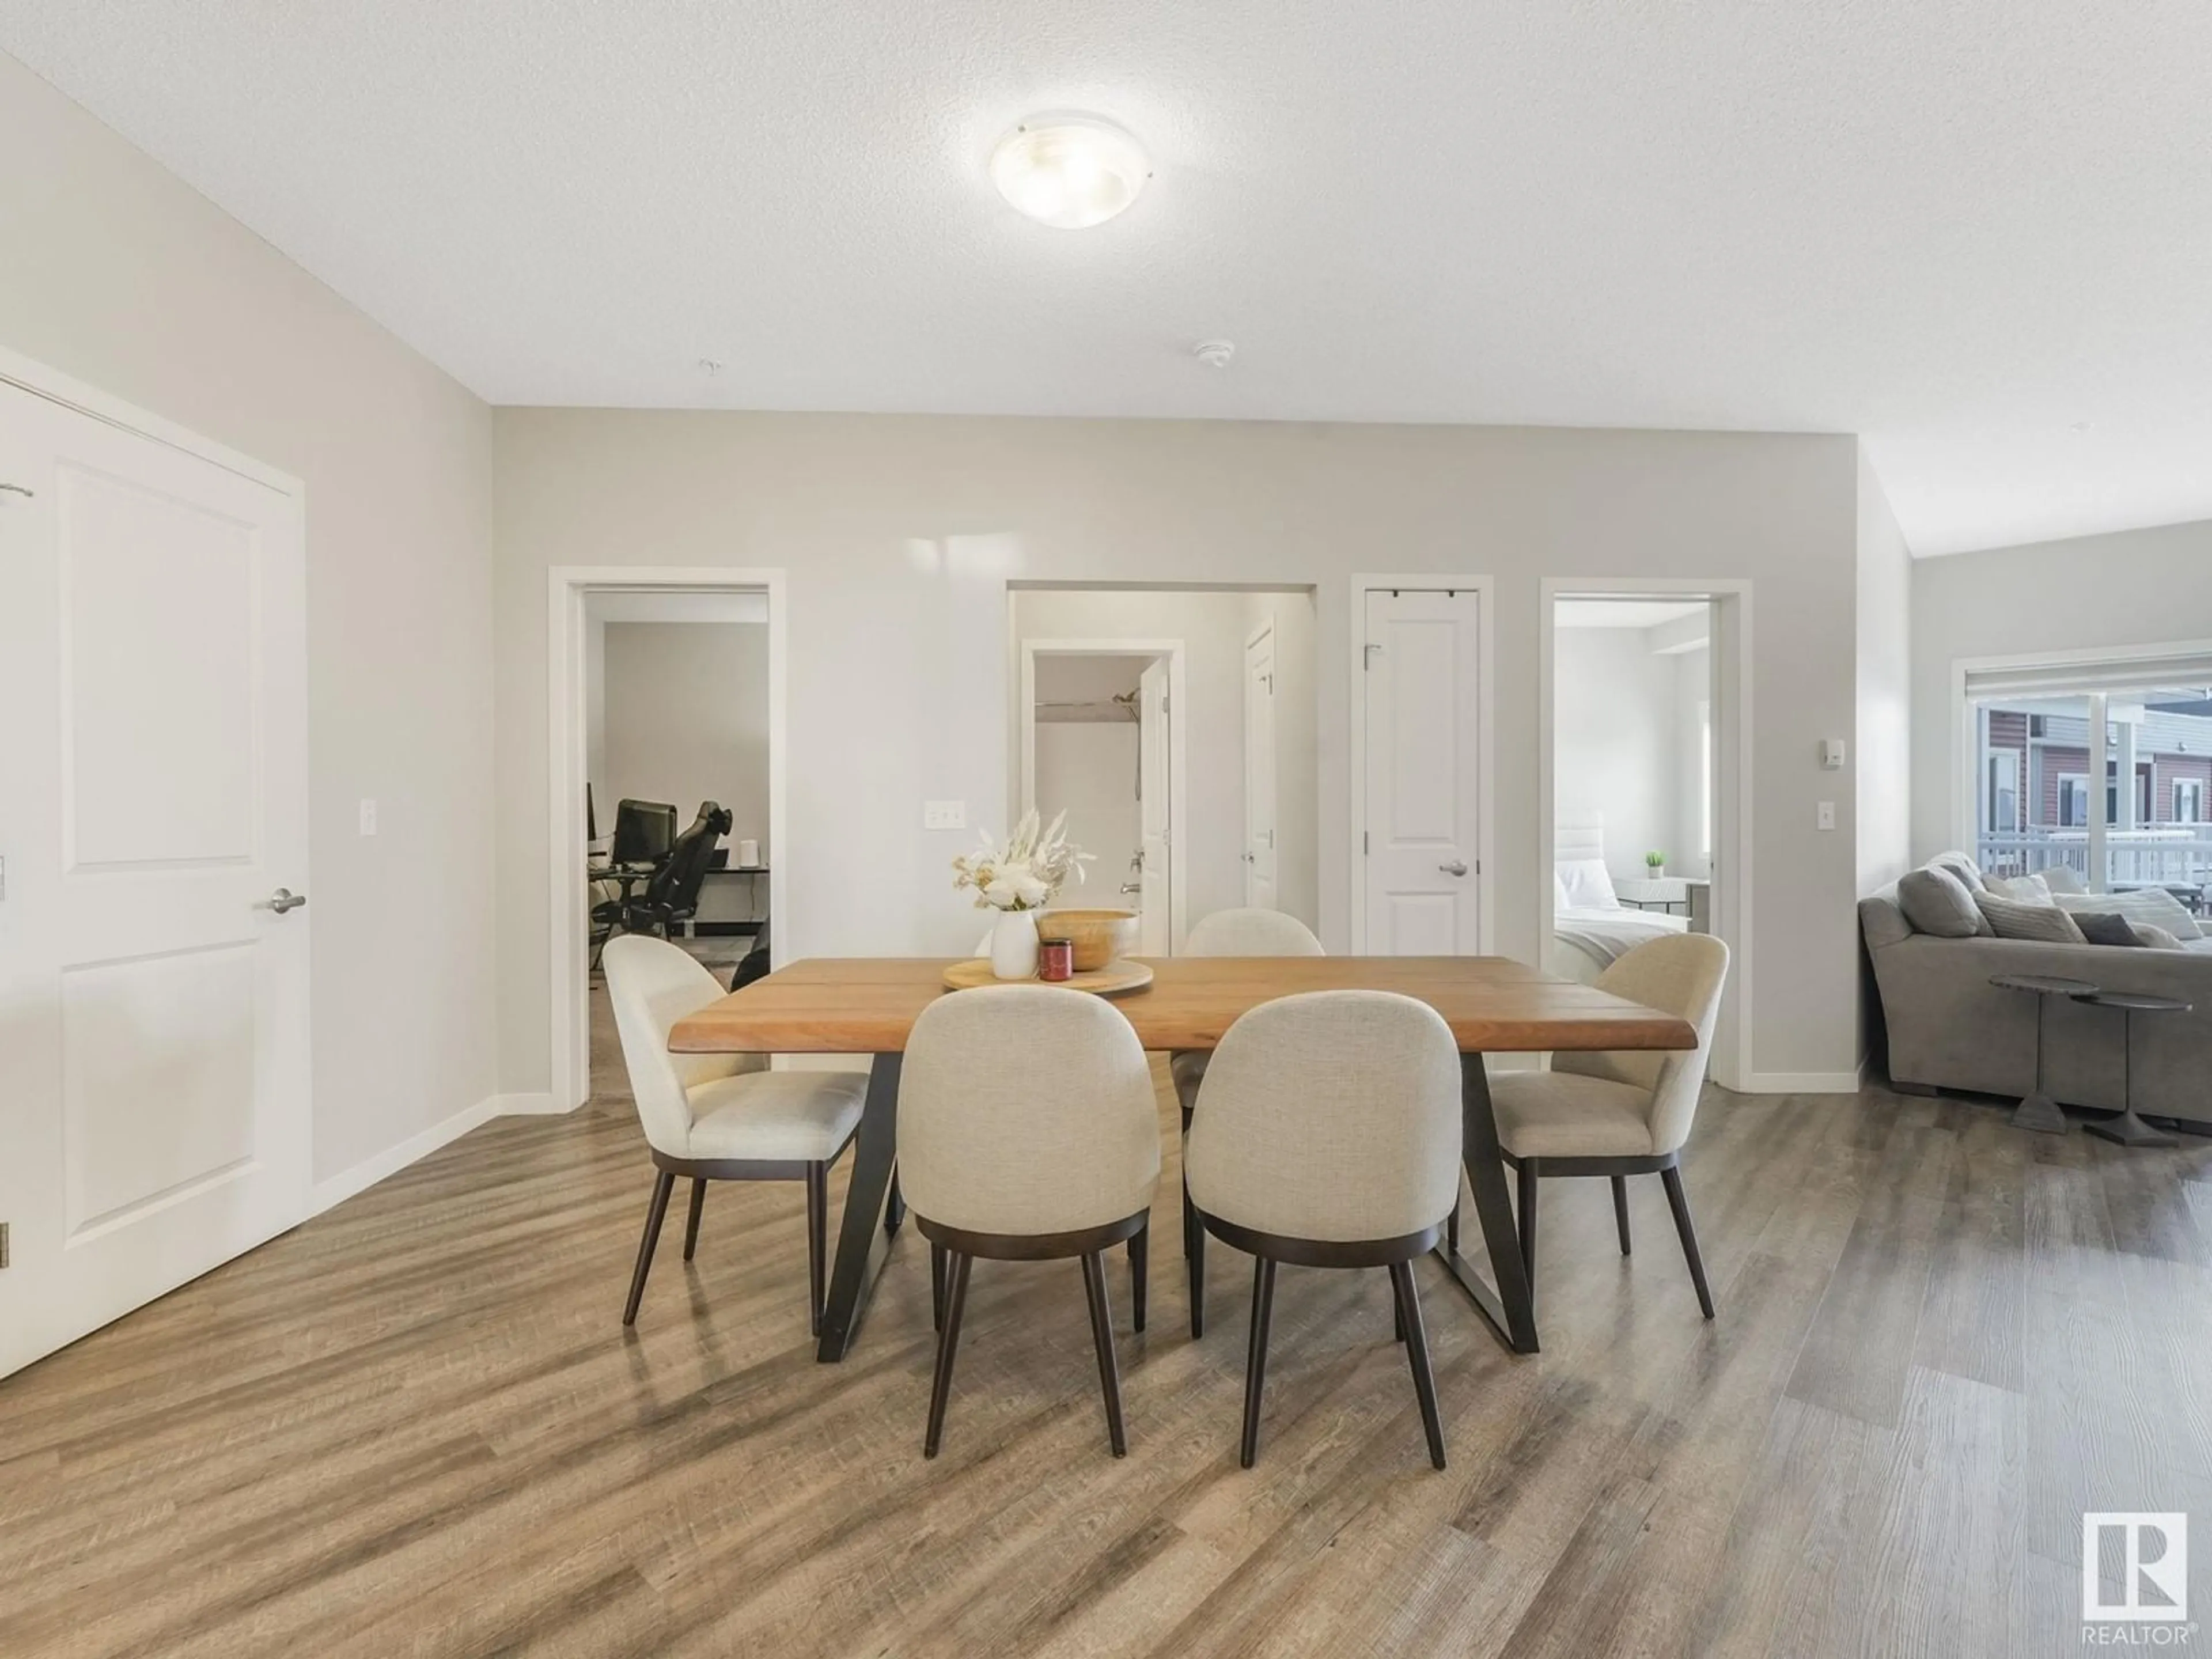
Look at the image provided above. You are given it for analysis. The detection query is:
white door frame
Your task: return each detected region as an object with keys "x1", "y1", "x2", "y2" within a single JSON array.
[
  {"x1": 1347, "y1": 574, "x2": 1496, "y2": 955},
  {"x1": 547, "y1": 566, "x2": 787, "y2": 1112},
  {"x1": 1017, "y1": 638, "x2": 1188, "y2": 950},
  {"x1": 1538, "y1": 578, "x2": 1753, "y2": 1093},
  {"x1": 1243, "y1": 617, "x2": 1277, "y2": 908}
]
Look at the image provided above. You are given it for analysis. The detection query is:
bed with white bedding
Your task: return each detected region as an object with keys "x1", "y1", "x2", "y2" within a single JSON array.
[{"x1": 1550, "y1": 819, "x2": 1687, "y2": 983}]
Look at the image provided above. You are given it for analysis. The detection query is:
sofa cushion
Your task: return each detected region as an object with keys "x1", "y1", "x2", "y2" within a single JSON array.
[
  {"x1": 2075, "y1": 911, "x2": 2148, "y2": 948},
  {"x1": 2142, "y1": 925, "x2": 2191, "y2": 950},
  {"x1": 2054, "y1": 888, "x2": 2203, "y2": 940},
  {"x1": 1897, "y1": 865, "x2": 1990, "y2": 938},
  {"x1": 1974, "y1": 892, "x2": 2086, "y2": 943},
  {"x1": 1984, "y1": 872, "x2": 2054, "y2": 903}
]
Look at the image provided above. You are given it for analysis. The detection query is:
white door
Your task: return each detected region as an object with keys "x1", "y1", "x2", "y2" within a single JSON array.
[
  {"x1": 1243, "y1": 623, "x2": 1278, "y2": 910},
  {"x1": 0, "y1": 378, "x2": 310, "y2": 1380},
  {"x1": 1137, "y1": 658, "x2": 1172, "y2": 956},
  {"x1": 1362, "y1": 589, "x2": 1481, "y2": 953}
]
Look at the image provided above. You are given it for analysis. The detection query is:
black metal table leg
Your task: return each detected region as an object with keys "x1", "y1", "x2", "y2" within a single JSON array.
[
  {"x1": 815, "y1": 1052, "x2": 903, "y2": 1362},
  {"x1": 1429, "y1": 1053, "x2": 1540, "y2": 1354}
]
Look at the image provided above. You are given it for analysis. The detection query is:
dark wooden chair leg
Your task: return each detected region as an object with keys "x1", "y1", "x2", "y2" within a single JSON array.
[
  {"x1": 1080, "y1": 1252, "x2": 1128, "y2": 1456},
  {"x1": 1128, "y1": 1222, "x2": 1148, "y2": 1334},
  {"x1": 1611, "y1": 1176, "x2": 1632, "y2": 1256},
  {"x1": 1389, "y1": 1261, "x2": 1447, "y2": 1469},
  {"x1": 930, "y1": 1241, "x2": 948, "y2": 1332},
  {"x1": 923, "y1": 1252, "x2": 972, "y2": 1457},
  {"x1": 1661, "y1": 1165, "x2": 1716, "y2": 1319},
  {"x1": 805, "y1": 1162, "x2": 829, "y2": 1336},
  {"x1": 885, "y1": 1163, "x2": 905, "y2": 1236},
  {"x1": 622, "y1": 1170, "x2": 676, "y2": 1326},
  {"x1": 1517, "y1": 1161, "x2": 1539, "y2": 1289},
  {"x1": 1180, "y1": 1101, "x2": 1196, "y2": 1260},
  {"x1": 1238, "y1": 1256, "x2": 1278, "y2": 1468},
  {"x1": 681, "y1": 1177, "x2": 709, "y2": 1262},
  {"x1": 1188, "y1": 1209, "x2": 1207, "y2": 1339},
  {"x1": 1394, "y1": 1283, "x2": 1407, "y2": 1342},
  {"x1": 1446, "y1": 1195, "x2": 1460, "y2": 1255}
]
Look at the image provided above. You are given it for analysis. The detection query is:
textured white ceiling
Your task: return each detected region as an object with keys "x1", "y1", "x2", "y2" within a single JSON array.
[{"x1": 5, "y1": 2, "x2": 2209, "y2": 555}]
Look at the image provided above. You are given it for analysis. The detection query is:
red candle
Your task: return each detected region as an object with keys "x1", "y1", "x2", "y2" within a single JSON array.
[{"x1": 1038, "y1": 938, "x2": 1074, "y2": 982}]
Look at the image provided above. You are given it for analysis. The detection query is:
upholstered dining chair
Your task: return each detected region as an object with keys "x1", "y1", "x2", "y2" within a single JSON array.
[
  {"x1": 1170, "y1": 907, "x2": 1325, "y2": 1332},
  {"x1": 1185, "y1": 990, "x2": 1461, "y2": 1469},
  {"x1": 898, "y1": 984, "x2": 1160, "y2": 1459},
  {"x1": 1487, "y1": 933, "x2": 1730, "y2": 1320},
  {"x1": 602, "y1": 935, "x2": 869, "y2": 1331}
]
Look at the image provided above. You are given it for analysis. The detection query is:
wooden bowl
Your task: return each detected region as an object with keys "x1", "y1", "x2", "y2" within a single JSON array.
[{"x1": 1037, "y1": 908, "x2": 1139, "y2": 971}]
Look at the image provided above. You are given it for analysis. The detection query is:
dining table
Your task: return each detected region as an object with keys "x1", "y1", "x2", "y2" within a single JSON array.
[{"x1": 668, "y1": 955, "x2": 1699, "y2": 1363}]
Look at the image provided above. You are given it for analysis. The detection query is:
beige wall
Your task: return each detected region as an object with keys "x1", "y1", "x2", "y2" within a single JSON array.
[
  {"x1": 0, "y1": 52, "x2": 498, "y2": 1181},
  {"x1": 1912, "y1": 516, "x2": 2212, "y2": 863},
  {"x1": 495, "y1": 410, "x2": 1865, "y2": 1089},
  {"x1": 1856, "y1": 450, "x2": 1914, "y2": 896},
  {"x1": 1554, "y1": 623, "x2": 1696, "y2": 882},
  {"x1": 596, "y1": 622, "x2": 771, "y2": 857}
]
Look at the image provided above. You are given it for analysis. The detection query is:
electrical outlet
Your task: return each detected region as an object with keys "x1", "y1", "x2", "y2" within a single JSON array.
[
  {"x1": 1816, "y1": 800, "x2": 1837, "y2": 831},
  {"x1": 923, "y1": 800, "x2": 967, "y2": 831},
  {"x1": 358, "y1": 798, "x2": 378, "y2": 836}
]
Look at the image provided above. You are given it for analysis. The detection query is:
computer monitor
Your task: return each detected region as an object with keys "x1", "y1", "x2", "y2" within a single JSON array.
[{"x1": 611, "y1": 798, "x2": 679, "y2": 866}]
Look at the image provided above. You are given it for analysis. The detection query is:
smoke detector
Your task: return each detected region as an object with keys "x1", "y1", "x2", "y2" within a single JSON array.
[{"x1": 1195, "y1": 340, "x2": 1236, "y2": 369}]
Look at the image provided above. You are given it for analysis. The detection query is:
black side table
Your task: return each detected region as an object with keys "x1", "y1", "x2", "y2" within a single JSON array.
[
  {"x1": 1989, "y1": 974, "x2": 2100, "y2": 1134},
  {"x1": 2071, "y1": 990, "x2": 2186, "y2": 1147}
]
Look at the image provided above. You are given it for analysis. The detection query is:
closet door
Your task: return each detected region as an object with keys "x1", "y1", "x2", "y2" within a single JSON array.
[
  {"x1": 0, "y1": 375, "x2": 310, "y2": 1379},
  {"x1": 1361, "y1": 588, "x2": 1481, "y2": 953}
]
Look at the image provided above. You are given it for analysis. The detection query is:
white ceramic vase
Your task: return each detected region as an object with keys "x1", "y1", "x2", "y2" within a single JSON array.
[{"x1": 989, "y1": 908, "x2": 1040, "y2": 979}]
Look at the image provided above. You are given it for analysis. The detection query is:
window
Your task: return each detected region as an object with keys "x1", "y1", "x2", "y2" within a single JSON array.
[
  {"x1": 2058, "y1": 774, "x2": 2089, "y2": 828},
  {"x1": 1986, "y1": 751, "x2": 2019, "y2": 834},
  {"x1": 2177, "y1": 780, "x2": 2205, "y2": 823}
]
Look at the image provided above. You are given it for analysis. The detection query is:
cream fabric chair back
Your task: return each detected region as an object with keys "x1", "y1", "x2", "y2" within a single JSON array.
[
  {"x1": 1184, "y1": 908, "x2": 1325, "y2": 957},
  {"x1": 1554, "y1": 933, "x2": 1729, "y2": 1156},
  {"x1": 899, "y1": 986, "x2": 1160, "y2": 1236},
  {"x1": 1187, "y1": 991, "x2": 1460, "y2": 1242},
  {"x1": 603, "y1": 934, "x2": 763, "y2": 1158}
]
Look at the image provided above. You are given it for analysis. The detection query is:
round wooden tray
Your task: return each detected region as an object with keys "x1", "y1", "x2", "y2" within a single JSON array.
[{"x1": 941, "y1": 958, "x2": 1154, "y2": 997}]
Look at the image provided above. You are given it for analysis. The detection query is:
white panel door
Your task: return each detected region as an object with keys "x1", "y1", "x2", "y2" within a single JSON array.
[
  {"x1": 1243, "y1": 623, "x2": 1278, "y2": 910},
  {"x1": 1363, "y1": 589, "x2": 1481, "y2": 953},
  {"x1": 0, "y1": 380, "x2": 310, "y2": 1380},
  {"x1": 1137, "y1": 658, "x2": 1172, "y2": 957}
]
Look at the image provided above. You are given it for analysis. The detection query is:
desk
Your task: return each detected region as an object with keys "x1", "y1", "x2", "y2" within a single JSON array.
[{"x1": 671, "y1": 956, "x2": 1697, "y2": 1363}]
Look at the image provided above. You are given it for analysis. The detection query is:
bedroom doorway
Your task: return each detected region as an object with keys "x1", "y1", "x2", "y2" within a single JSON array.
[{"x1": 1541, "y1": 584, "x2": 1749, "y2": 1092}]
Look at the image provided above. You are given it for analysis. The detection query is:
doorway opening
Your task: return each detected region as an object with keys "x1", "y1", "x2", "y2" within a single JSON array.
[
  {"x1": 548, "y1": 569, "x2": 786, "y2": 1112},
  {"x1": 1540, "y1": 582, "x2": 1751, "y2": 1092},
  {"x1": 1010, "y1": 586, "x2": 1319, "y2": 954}
]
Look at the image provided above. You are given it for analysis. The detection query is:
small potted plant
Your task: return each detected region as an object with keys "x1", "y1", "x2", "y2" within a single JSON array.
[
  {"x1": 1645, "y1": 850, "x2": 1666, "y2": 880},
  {"x1": 952, "y1": 809, "x2": 1092, "y2": 979}
]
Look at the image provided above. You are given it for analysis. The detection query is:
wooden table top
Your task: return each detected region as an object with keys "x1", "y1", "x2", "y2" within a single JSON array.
[{"x1": 668, "y1": 956, "x2": 1698, "y2": 1055}]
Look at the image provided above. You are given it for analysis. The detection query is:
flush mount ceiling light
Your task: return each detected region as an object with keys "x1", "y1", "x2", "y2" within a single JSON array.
[{"x1": 990, "y1": 113, "x2": 1149, "y2": 229}]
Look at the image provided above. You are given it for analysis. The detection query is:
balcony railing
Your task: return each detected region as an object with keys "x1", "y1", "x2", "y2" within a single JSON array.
[{"x1": 1975, "y1": 828, "x2": 2212, "y2": 893}]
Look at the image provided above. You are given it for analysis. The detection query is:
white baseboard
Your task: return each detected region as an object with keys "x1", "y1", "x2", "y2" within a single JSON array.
[
  {"x1": 493, "y1": 1091, "x2": 563, "y2": 1115},
  {"x1": 309, "y1": 1093, "x2": 505, "y2": 1214},
  {"x1": 1740, "y1": 1068, "x2": 1865, "y2": 1095}
]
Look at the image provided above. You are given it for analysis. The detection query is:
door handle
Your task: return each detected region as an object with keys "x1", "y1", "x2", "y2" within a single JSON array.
[
  {"x1": 1439, "y1": 861, "x2": 1468, "y2": 877},
  {"x1": 1119, "y1": 882, "x2": 1142, "y2": 895},
  {"x1": 260, "y1": 888, "x2": 308, "y2": 914}
]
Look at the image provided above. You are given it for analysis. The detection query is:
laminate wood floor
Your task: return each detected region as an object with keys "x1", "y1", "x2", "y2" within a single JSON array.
[{"x1": 4, "y1": 997, "x2": 2210, "y2": 1658}]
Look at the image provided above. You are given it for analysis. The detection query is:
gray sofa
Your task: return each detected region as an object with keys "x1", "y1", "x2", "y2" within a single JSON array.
[{"x1": 1862, "y1": 862, "x2": 2212, "y2": 1130}]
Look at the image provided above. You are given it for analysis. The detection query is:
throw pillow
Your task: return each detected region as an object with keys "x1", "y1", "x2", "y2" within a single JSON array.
[
  {"x1": 1974, "y1": 892, "x2": 2086, "y2": 944},
  {"x1": 2075, "y1": 912, "x2": 2146, "y2": 948},
  {"x1": 2137, "y1": 924, "x2": 2187, "y2": 950},
  {"x1": 1983, "y1": 872, "x2": 2054, "y2": 903},
  {"x1": 2054, "y1": 888, "x2": 2203, "y2": 940},
  {"x1": 1897, "y1": 866, "x2": 1989, "y2": 938},
  {"x1": 1928, "y1": 850, "x2": 1986, "y2": 891}
]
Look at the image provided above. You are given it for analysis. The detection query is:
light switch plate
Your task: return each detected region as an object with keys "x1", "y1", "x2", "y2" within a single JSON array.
[
  {"x1": 358, "y1": 799, "x2": 378, "y2": 836},
  {"x1": 1816, "y1": 800, "x2": 1837, "y2": 831},
  {"x1": 923, "y1": 800, "x2": 967, "y2": 831}
]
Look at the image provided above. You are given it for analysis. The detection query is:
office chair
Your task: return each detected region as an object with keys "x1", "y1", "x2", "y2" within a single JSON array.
[{"x1": 613, "y1": 803, "x2": 731, "y2": 941}]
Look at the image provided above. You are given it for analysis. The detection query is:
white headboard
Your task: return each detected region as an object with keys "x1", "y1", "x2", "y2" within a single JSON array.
[{"x1": 1554, "y1": 815, "x2": 1605, "y2": 865}]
